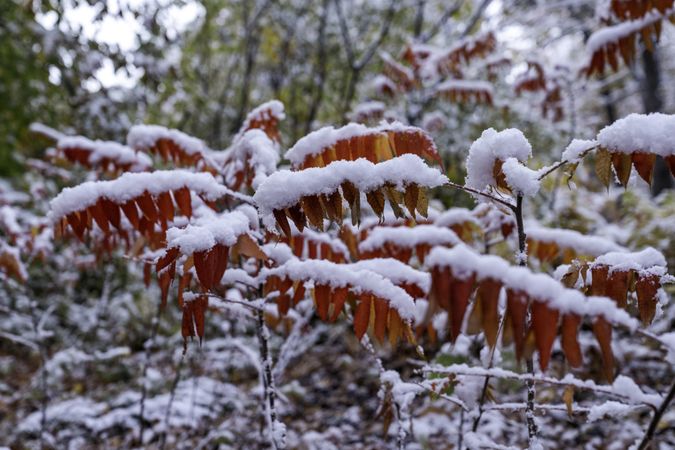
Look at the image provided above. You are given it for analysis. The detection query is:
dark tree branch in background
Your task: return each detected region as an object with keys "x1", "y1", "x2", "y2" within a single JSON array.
[
  {"x1": 305, "y1": 0, "x2": 331, "y2": 135},
  {"x1": 335, "y1": 0, "x2": 397, "y2": 120},
  {"x1": 420, "y1": 0, "x2": 465, "y2": 43},
  {"x1": 460, "y1": 0, "x2": 493, "y2": 38},
  {"x1": 638, "y1": 380, "x2": 675, "y2": 450}
]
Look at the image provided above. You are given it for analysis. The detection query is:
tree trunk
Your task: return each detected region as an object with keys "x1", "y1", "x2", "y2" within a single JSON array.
[{"x1": 640, "y1": 48, "x2": 673, "y2": 195}]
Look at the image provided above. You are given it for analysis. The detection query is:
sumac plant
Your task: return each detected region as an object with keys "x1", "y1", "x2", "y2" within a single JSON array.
[{"x1": 5, "y1": 99, "x2": 675, "y2": 449}]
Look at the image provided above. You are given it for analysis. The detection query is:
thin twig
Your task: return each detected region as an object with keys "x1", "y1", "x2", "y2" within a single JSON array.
[
  {"x1": 637, "y1": 379, "x2": 675, "y2": 450},
  {"x1": 445, "y1": 181, "x2": 516, "y2": 211}
]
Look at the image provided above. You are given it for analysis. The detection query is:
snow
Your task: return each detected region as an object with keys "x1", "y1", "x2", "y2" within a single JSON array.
[
  {"x1": 253, "y1": 154, "x2": 447, "y2": 216},
  {"x1": 57, "y1": 135, "x2": 152, "y2": 170},
  {"x1": 437, "y1": 79, "x2": 493, "y2": 94},
  {"x1": 425, "y1": 244, "x2": 638, "y2": 328},
  {"x1": 165, "y1": 211, "x2": 251, "y2": 254},
  {"x1": 465, "y1": 128, "x2": 533, "y2": 193},
  {"x1": 222, "y1": 129, "x2": 280, "y2": 189},
  {"x1": 347, "y1": 258, "x2": 431, "y2": 294},
  {"x1": 29, "y1": 122, "x2": 65, "y2": 140},
  {"x1": 49, "y1": 170, "x2": 226, "y2": 220},
  {"x1": 127, "y1": 124, "x2": 208, "y2": 155},
  {"x1": 350, "y1": 101, "x2": 385, "y2": 121},
  {"x1": 259, "y1": 258, "x2": 417, "y2": 320},
  {"x1": 596, "y1": 113, "x2": 675, "y2": 157},
  {"x1": 501, "y1": 157, "x2": 541, "y2": 197},
  {"x1": 591, "y1": 247, "x2": 667, "y2": 276},
  {"x1": 239, "y1": 100, "x2": 285, "y2": 130},
  {"x1": 284, "y1": 121, "x2": 434, "y2": 168},
  {"x1": 358, "y1": 225, "x2": 460, "y2": 253},
  {"x1": 527, "y1": 225, "x2": 625, "y2": 256},
  {"x1": 433, "y1": 207, "x2": 480, "y2": 228},
  {"x1": 586, "y1": 9, "x2": 673, "y2": 54},
  {"x1": 561, "y1": 139, "x2": 597, "y2": 162}
]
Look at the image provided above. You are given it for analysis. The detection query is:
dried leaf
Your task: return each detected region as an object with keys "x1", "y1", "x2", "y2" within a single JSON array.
[
  {"x1": 330, "y1": 287, "x2": 349, "y2": 322},
  {"x1": 301, "y1": 195, "x2": 325, "y2": 230},
  {"x1": 173, "y1": 187, "x2": 192, "y2": 218},
  {"x1": 449, "y1": 273, "x2": 475, "y2": 343},
  {"x1": 506, "y1": 290, "x2": 529, "y2": 361},
  {"x1": 606, "y1": 270, "x2": 629, "y2": 308},
  {"x1": 416, "y1": 188, "x2": 429, "y2": 217},
  {"x1": 273, "y1": 209, "x2": 292, "y2": 238},
  {"x1": 314, "y1": 284, "x2": 331, "y2": 321},
  {"x1": 374, "y1": 298, "x2": 389, "y2": 343},
  {"x1": 235, "y1": 234, "x2": 267, "y2": 260},
  {"x1": 595, "y1": 148, "x2": 612, "y2": 189},
  {"x1": 477, "y1": 279, "x2": 501, "y2": 348},
  {"x1": 404, "y1": 184, "x2": 419, "y2": 218},
  {"x1": 366, "y1": 189, "x2": 386, "y2": 219},
  {"x1": 563, "y1": 385, "x2": 574, "y2": 418}
]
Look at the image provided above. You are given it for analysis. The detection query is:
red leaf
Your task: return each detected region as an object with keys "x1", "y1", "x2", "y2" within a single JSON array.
[
  {"x1": 210, "y1": 244, "x2": 229, "y2": 288},
  {"x1": 173, "y1": 187, "x2": 192, "y2": 218},
  {"x1": 121, "y1": 200, "x2": 140, "y2": 230},
  {"x1": 477, "y1": 278, "x2": 502, "y2": 348},
  {"x1": 157, "y1": 191, "x2": 175, "y2": 222},
  {"x1": 606, "y1": 270, "x2": 629, "y2": 308},
  {"x1": 374, "y1": 297, "x2": 389, "y2": 343},
  {"x1": 156, "y1": 247, "x2": 180, "y2": 273},
  {"x1": 314, "y1": 284, "x2": 331, "y2": 321},
  {"x1": 100, "y1": 198, "x2": 122, "y2": 230},
  {"x1": 194, "y1": 249, "x2": 214, "y2": 291},
  {"x1": 136, "y1": 191, "x2": 159, "y2": 223},
  {"x1": 89, "y1": 202, "x2": 110, "y2": 233}
]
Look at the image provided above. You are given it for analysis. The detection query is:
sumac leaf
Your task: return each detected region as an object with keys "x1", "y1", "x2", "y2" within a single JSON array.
[
  {"x1": 635, "y1": 274, "x2": 659, "y2": 325},
  {"x1": 592, "y1": 317, "x2": 615, "y2": 382},
  {"x1": 561, "y1": 313, "x2": 583, "y2": 368},
  {"x1": 611, "y1": 152, "x2": 632, "y2": 188},
  {"x1": 477, "y1": 278, "x2": 501, "y2": 348},
  {"x1": 354, "y1": 295, "x2": 372, "y2": 340},
  {"x1": 531, "y1": 301, "x2": 559, "y2": 371},
  {"x1": 595, "y1": 148, "x2": 612, "y2": 189},
  {"x1": 507, "y1": 290, "x2": 529, "y2": 361},
  {"x1": 173, "y1": 187, "x2": 192, "y2": 218},
  {"x1": 314, "y1": 284, "x2": 331, "y2": 321},
  {"x1": 631, "y1": 153, "x2": 656, "y2": 185}
]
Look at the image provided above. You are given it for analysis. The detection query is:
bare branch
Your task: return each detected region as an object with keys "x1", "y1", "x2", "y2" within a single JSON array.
[{"x1": 420, "y1": 0, "x2": 465, "y2": 43}]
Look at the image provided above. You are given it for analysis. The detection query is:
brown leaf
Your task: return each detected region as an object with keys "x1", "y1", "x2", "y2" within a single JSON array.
[
  {"x1": 301, "y1": 195, "x2": 325, "y2": 230},
  {"x1": 592, "y1": 317, "x2": 615, "y2": 382},
  {"x1": 561, "y1": 313, "x2": 583, "y2": 368},
  {"x1": 611, "y1": 152, "x2": 632, "y2": 188},
  {"x1": 431, "y1": 267, "x2": 451, "y2": 314},
  {"x1": 531, "y1": 301, "x2": 560, "y2": 371},
  {"x1": 404, "y1": 184, "x2": 419, "y2": 218},
  {"x1": 287, "y1": 204, "x2": 307, "y2": 232},
  {"x1": 89, "y1": 201, "x2": 110, "y2": 233},
  {"x1": 100, "y1": 198, "x2": 122, "y2": 230},
  {"x1": 635, "y1": 274, "x2": 659, "y2": 325},
  {"x1": 277, "y1": 294, "x2": 291, "y2": 316},
  {"x1": 665, "y1": 155, "x2": 675, "y2": 178},
  {"x1": 595, "y1": 148, "x2": 612, "y2": 189},
  {"x1": 210, "y1": 244, "x2": 229, "y2": 287},
  {"x1": 416, "y1": 188, "x2": 429, "y2": 217},
  {"x1": 273, "y1": 209, "x2": 291, "y2": 238},
  {"x1": 235, "y1": 234, "x2": 267, "y2": 260},
  {"x1": 354, "y1": 294, "x2": 372, "y2": 340},
  {"x1": 156, "y1": 247, "x2": 180, "y2": 273},
  {"x1": 631, "y1": 153, "x2": 656, "y2": 185},
  {"x1": 323, "y1": 190, "x2": 343, "y2": 223},
  {"x1": 563, "y1": 385, "x2": 574, "y2": 418},
  {"x1": 388, "y1": 310, "x2": 402, "y2": 346},
  {"x1": 194, "y1": 295, "x2": 208, "y2": 341},
  {"x1": 182, "y1": 301, "x2": 195, "y2": 338},
  {"x1": 591, "y1": 265, "x2": 609, "y2": 296},
  {"x1": 366, "y1": 189, "x2": 386, "y2": 219}
]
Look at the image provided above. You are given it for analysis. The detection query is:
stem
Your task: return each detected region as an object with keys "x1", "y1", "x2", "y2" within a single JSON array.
[
  {"x1": 256, "y1": 308, "x2": 283, "y2": 449},
  {"x1": 637, "y1": 379, "x2": 675, "y2": 450},
  {"x1": 159, "y1": 355, "x2": 186, "y2": 450},
  {"x1": 514, "y1": 195, "x2": 539, "y2": 443},
  {"x1": 137, "y1": 301, "x2": 163, "y2": 446}
]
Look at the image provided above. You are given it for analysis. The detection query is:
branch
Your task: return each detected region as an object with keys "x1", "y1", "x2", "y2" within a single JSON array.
[
  {"x1": 460, "y1": 0, "x2": 493, "y2": 38},
  {"x1": 355, "y1": 0, "x2": 397, "y2": 70},
  {"x1": 334, "y1": 0, "x2": 356, "y2": 67},
  {"x1": 637, "y1": 380, "x2": 675, "y2": 450},
  {"x1": 445, "y1": 181, "x2": 516, "y2": 211},
  {"x1": 420, "y1": 0, "x2": 465, "y2": 43},
  {"x1": 537, "y1": 145, "x2": 597, "y2": 181}
]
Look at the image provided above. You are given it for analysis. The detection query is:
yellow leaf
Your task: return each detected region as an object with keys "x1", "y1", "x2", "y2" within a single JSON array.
[
  {"x1": 595, "y1": 147, "x2": 612, "y2": 190},
  {"x1": 563, "y1": 385, "x2": 574, "y2": 418}
]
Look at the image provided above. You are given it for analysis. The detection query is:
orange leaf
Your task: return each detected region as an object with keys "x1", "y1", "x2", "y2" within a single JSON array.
[
  {"x1": 330, "y1": 286, "x2": 349, "y2": 322},
  {"x1": 507, "y1": 290, "x2": 529, "y2": 361},
  {"x1": 277, "y1": 294, "x2": 291, "y2": 316},
  {"x1": 235, "y1": 234, "x2": 267, "y2": 260},
  {"x1": 593, "y1": 317, "x2": 615, "y2": 382},
  {"x1": 477, "y1": 278, "x2": 501, "y2": 348},
  {"x1": 606, "y1": 270, "x2": 629, "y2": 308},
  {"x1": 561, "y1": 313, "x2": 583, "y2": 368},
  {"x1": 449, "y1": 273, "x2": 475, "y2": 343},
  {"x1": 531, "y1": 301, "x2": 559, "y2": 371},
  {"x1": 182, "y1": 301, "x2": 195, "y2": 338},
  {"x1": 89, "y1": 201, "x2": 110, "y2": 233},
  {"x1": 431, "y1": 267, "x2": 451, "y2": 313},
  {"x1": 100, "y1": 198, "x2": 122, "y2": 230},
  {"x1": 210, "y1": 244, "x2": 229, "y2": 287},
  {"x1": 156, "y1": 247, "x2": 180, "y2": 273},
  {"x1": 287, "y1": 204, "x2": 307, "y2": 232},
  {"x1": 194, "y1": 295, "x2": 208, "y2": 342},
  {"x1": 301, "y1": 195, "x2": 325, "y2": 230},
  {"x1": 292, "y1": 281, "x2": 306, "y2": 306},
  {"x1": 665, "y1": 155, "x2": 675, "y2": 178},
  {"x1": 590, "y1": 265, "x2": 609, "y2": 296},
  {"x1": 354, "y1": 294, "x2": 372, "y2": 339}
]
